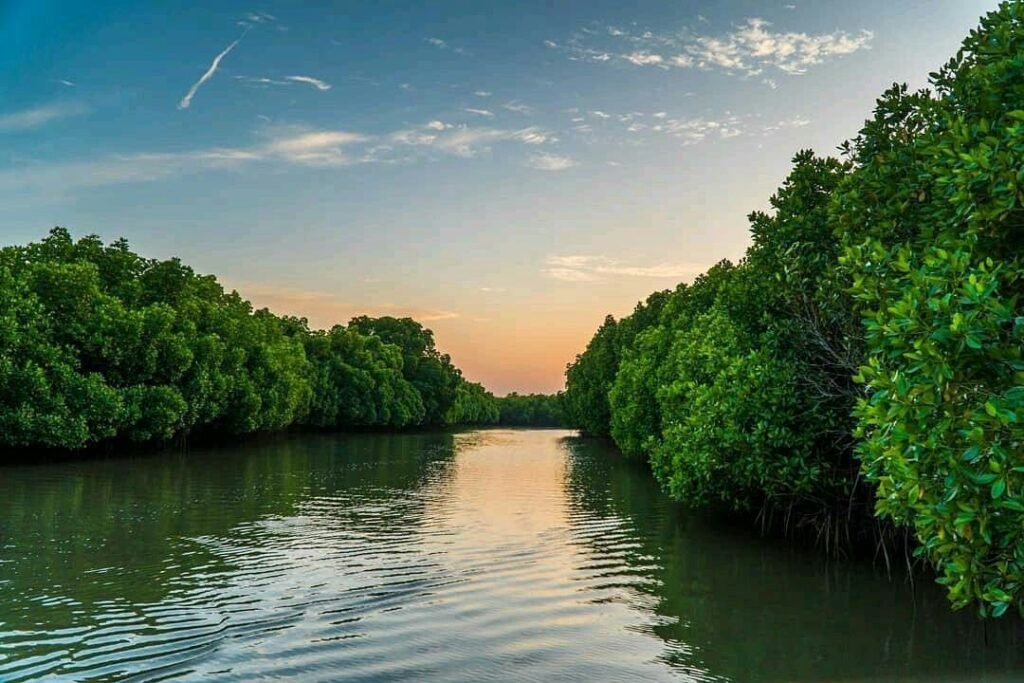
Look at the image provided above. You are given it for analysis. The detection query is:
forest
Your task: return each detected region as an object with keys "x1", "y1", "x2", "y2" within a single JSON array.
[
  {"x1": 0, "y1": 228, "x2": 564, "y2": 453},
  {"x1": 563, "y1": 2, "x2": 1024, "y2": 619}
]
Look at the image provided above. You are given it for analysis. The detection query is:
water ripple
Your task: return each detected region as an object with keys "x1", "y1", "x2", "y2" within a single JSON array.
[{"x1": 0, "y1": 430, "x2": 1022, "y2": 682}]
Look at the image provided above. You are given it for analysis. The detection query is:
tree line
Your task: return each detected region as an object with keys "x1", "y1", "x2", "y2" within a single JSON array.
[
  {"x1": 563, "y1": 2, "x2": 1024, "y2": 619},
  {"x1": 0, "y1": 229, "x2": 564, "y2": 453}
]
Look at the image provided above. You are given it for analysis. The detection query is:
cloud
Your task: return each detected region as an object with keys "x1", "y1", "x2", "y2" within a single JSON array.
[
  {"x1": 545, "y1": 267, "x2": 599, "y2": 282},
  {"x1": 426, "y1": 37, "x2": 469, "y2": 55},
  {"x1": 262, "y1": 129, "x2": 366, "y2": 165},
  {"x1": 178, "y1": 32, "x2": 246, "y2": 110},
  {"x1": 526, "y1": 153, "x2": 577, "y2": 171},
  {"x1": 552, "y1": 18, "x2": 872, "y2": 76},
  {"x1": 624, "y1": 51, "x2": 665, "y2": 66},
  {"x1": 513, "y1": 128, "x2": 557, "y2": 144},
  {"x1": 3, "y1": 120, "x2": 563, "y2": 194},
  {"x1": 285, "y1": 75, "x2": 332, "y2": 90},
  {"x1": 474, "y1": 90, "x2": 493, "y2": 97},
  {"x1": 432, "y1": 127, "x2": 511, "y2": 156},
  {"x1": 659, "y1": 115, "x2": 745, "y2": 144},
  {"x1": 241, "y1": 11, "x2": 276, "y2": 26},
  {"x1": 567, "y1": 109, "x2": 811, "y2": 145},
  {"x1": 389, "y1": 123, "x2": 558, "y2": 157},
  {"x1": 543, "y1": 255, "x2": 706, "y2": 282},
  {"x1": 479, "y1": 286, "x2": 507, "y2": 293},
  {"x1": 235, "y1": 76, "x2": 290, "y2": 87},
  {"x1": 57, "y1": 79, "x2": 75, "y2": 87},
  {"x1": 227, "y1": 281, "x2": 459, "y2": 329},
  {"x1": 0, "y1": 127, "x2": 367, "y2": 194},
  {"x1": 464, "y1": 108, "x2": 495, "y2": 117},
  {"x1": 0, "y1": 102, "x2": 89, "y2": 132},
  {"x1": 502, "y1": 101, "x2": 533, "y2": 115},
  {"x1": 236, "y1": 75, "x2": 332, "y2": 90}
]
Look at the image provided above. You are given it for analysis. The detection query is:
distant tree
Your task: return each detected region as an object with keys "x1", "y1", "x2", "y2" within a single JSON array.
[{"x1": 497, "y1": 393, "x2": 566, "y2": 427}]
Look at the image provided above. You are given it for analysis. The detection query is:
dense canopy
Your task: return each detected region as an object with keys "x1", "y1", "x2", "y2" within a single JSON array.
[
  {"x1": 0, "y1": 229, "x2": 563, "y2": 452},
  {"x1": 564, "y1": 1, "x2": 1024, "y2": 619}
]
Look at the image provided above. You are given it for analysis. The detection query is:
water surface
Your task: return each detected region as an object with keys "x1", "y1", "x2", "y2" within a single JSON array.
[{"x1": 0, "y1": 430, "x2": 1021, "y2": 682}]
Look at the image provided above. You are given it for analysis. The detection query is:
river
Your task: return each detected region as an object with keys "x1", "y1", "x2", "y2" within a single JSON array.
[{"x1": 0, "y1": 429, "x2": 1021, "y2": 682}]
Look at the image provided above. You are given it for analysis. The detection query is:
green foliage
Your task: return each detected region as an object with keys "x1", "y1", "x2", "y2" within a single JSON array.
[
  {"x1": 496, "y1": 392, "x2": 566, "y2": 427},
  {"x1": 566, "y1": 1, "x2": 1024, "y2": 618},
  {"x1": 300, "y1": 323, "x2": 425, "y2": 429},
  {"x1": 0, "y1": 230, "x2": 488, "y2": 451},
  {"x1": 447, "y1": 381, "x2": 500, "y2": 425},
  {"x1": 840, "y1": 1, "x2": 1024, "y2": 617},
  {"x1": 348, "y1": 316, "x2": 462, "y2": 426},
  {"x1": 563, "y1": 315, "x2": 619, "y2": 436}
]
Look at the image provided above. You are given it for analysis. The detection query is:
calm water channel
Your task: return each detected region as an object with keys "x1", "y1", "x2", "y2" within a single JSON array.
[{"x1": 0, "y1": 429, "x2": 1022, "y2": 682}]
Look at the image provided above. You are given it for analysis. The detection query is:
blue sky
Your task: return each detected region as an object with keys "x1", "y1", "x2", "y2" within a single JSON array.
[{"x1": 0, "y1": 0, "x2": 999, "y2": 393}]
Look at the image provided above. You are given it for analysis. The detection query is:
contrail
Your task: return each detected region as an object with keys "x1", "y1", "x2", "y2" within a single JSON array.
[
  {"x1": 178, "y1": 31, "x2": 247, "y2": 110},
  {"x1": 285, "y1": 75, "x2": 332, "y2": 91}
]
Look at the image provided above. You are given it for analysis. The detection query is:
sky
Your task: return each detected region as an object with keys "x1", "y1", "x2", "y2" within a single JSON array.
[{"x1": 0, "y1": 0, "x2": 1000, "y2": 394}]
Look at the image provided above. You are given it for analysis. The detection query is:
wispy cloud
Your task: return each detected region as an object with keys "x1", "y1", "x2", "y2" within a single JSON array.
[
  {"x1": 235, "y1": 74, "x2": 332, "y2": 91},
  {"x1": 474, "y1": 90, "x2": 493, "y2": 97},
  {"x1": 568, "y1": 109, "x2": 810, "y2": 145},
  {"x1": 549, "y1": 17, "x2": 872, "y2": 77},
  {"x1": 425, "y1": 37, "x2": 469, "y2": 55},
  {"x1": 262, "y1": 129, "x2": 366, "y2": 165},
  {"x1": 235, "y1": 76, "x2": 289, "y2": 87},
  {"x1": 0, "y1": 127, "x2": 365, "y2": 194},
  {"x1": 0, "y1": 102, "x2": 89, "y2": 132},
  {"x1": 543, "y1": 255, "x2": 706, "y2": 282},
  {"x1": 502, "y1": 101, "x2": 533, "y2": 115},
  {"x1": 624, "y1": 51, "x2": 666, "y2": 67},
  {"x1": 56, "y1": 79, "x2": 75, "y2": 88},
  {"x1": 513, "y1": 128, "x2": 558, "y2": 145},
  {"x1": 240, "y1": 11, "x2": 276, "y2": 27},
  {"x1": 387, "y1": 122, "x2": 558, "y2": 158},
  {"x1": 227, "y1": 281, "x2": 459, "y2": 329},
  {"x1": 285, "y1": 75, "x2": 332, "y2": 90},
  {"x1": 178, "y1": 32, "x2": 246, "y2": 110},
  {"x1": 464, "y1": 108, "x2": 495, "y2": 117},
  {"x1": 526, "y1": 153, "x2": 577, "y2": 171},
  {"x1": 2, "y1": 120, "x2": 562, "y2": 194}
]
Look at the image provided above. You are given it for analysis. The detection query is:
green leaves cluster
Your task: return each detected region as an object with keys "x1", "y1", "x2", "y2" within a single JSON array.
[
  {"x1": 0, "y1": 230, "x2": 491, "y2": 450},
  {"x1": 569, "y1": 151, "x2": 855, "y2": 521},
  {"x1": 840, "y1": 1, "x2": 1024, "y2": 618},
  {"x1": 447, "y1": 381, "x2": 500, "y2": 425},
  {"x1": 564, "y1": 0, "x2": 1024, "y2": 619}
]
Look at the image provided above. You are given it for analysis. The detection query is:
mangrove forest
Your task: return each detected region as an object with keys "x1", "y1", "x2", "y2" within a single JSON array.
[{"x1": 563, "y1": 1, "x2": 1024, "y2": 620}]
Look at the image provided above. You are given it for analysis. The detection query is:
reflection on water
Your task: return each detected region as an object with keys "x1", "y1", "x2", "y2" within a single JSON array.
[{"x1": 0, "y1": 430, "x2": 1020, "y2": 682}]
